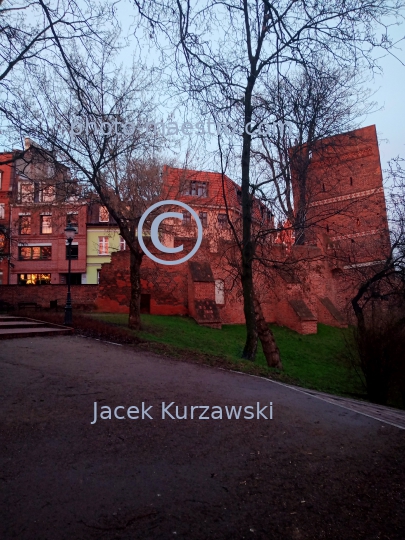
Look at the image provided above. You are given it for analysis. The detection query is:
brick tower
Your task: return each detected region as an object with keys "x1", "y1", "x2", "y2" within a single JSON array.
[{"x1": 295, "y1": 125, "x2": 391, "y2": 268}]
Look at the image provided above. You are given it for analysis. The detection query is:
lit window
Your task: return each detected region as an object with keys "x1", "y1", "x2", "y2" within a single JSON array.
[
  {"x1": 0, "y1": 203, "x2": 4, "y2": 219},
  {"x1": 40, "y1": 215, "x2": 52, "y2": 234},
  {"x1": 99, "y1": 206, "x2": 109, "y2": 222},
  {"x1": 18, "y1": 273, "x2": 51, "y2": 285},
  {"x1": 18, "y1": 246, "x2": 52, "y2": 260},
  {"x1": 217, "y1": 214, "x2": 227, "y2": 229},
  {"x1": 98, "y1": 236, "x2": 109, "y2": 254},
  {"x1": 0, "y1": 171, "x2": 2, "y2": 189},
  {"x1": 199, "y1": 211, "x2": 208, "y2": 228},
  {"x1": 119, "y1": 236, "x2": 126, "y2": 251},
  {"x1": 19, "y1": 215, "x2": 31, "y2": 234}
]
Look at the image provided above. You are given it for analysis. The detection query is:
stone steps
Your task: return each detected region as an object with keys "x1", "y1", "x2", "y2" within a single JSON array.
[{"x1": 0, "y1": 315, "x2": 73, "y2": 340}]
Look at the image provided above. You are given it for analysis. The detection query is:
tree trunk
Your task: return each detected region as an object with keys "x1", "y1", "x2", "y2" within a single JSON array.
[
  {"x1": 128, "y1": 249, "x2": 143, "y2": 330},
  {"x1": 241, "y1": 75, "x2": 258, "y2": 360},
  {"x1": 254, "y1": 296, "x2": 283, "y2": 369},
  {"x1": 242, "y1": 261, "x2": 258, "y2": 360}
]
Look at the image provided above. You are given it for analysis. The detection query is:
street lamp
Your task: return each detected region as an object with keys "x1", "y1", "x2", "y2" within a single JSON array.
[{"x1": 64, "y1": 224, "x2": 76, "y2": 326}]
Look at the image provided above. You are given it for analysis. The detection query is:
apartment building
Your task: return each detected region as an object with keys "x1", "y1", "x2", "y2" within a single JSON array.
[
  {"x1": 86, "y1": 202, "x2": 126, "y2": 284},
  {"x1": 7, "y1": 139, "x2": 87, "y2": 285}
]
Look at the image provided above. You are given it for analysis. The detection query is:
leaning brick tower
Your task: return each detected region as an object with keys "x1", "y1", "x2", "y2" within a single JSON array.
[{"x1": 293, "y1": 124, "x2": 391, "y2": 268}]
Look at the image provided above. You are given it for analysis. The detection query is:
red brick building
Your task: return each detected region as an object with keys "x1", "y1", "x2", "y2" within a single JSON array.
[
  {"x1": 96, "y1": 125, "x2": 390, "y2": 333},
  {"x1": 0, "y1": 152, "x2": 15, "y2": 284},
  {"x1": 5, "y1": 140, "x2": 87, "y2": 285}
]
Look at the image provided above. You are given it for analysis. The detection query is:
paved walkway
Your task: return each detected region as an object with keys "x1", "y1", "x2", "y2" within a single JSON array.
[
  {"x1": 272, "y1": 380, "x2": 405, "y2": 430},
  {"x1": 1, "y1": 335, "x2": 405, "y2": 540}
]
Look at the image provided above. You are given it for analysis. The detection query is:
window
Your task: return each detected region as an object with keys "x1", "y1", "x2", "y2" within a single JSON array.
[
  {"x1": 322, "y1": 183, "x2": 325, "y2": 192},
  {"x1": 0, "y1": 171, "x2": 2, "y2": 189},
  {"x1": 18, "y1": 273, "x2": 51, "y2": 285},
  {"x1": 19, "y1": 246, "x2": 52, "y2": 260},
  {"x1": 215, "y1": 279, "x2": 225, "y2": 304},
  {"x1": 185, "y1": 181, "x2": 208, "y2": 197},
  {"x1": 199, "y1": 211, "x2": 208, "y2": 228},
  {"x1": 61, "y1": 273, "x2": 81, "y2": 284},
  {"x1": 217, "y1": 214, "x2": 227, "y2": 229},
  {"x1": 0, "y1": 271, "x2": 3, "y2": 285},
  {"x1": 350, "y1": 177, "x2": 353, "y2": 186},
  {"x1": 66, "y1": 213, "x2": 79, "y2": 232},
  {"x1": 0, "y1": 203, "x2": 4, "y2": 219},
  {"x1": 119, "y1": 236, "x2": 126, "y2": 251},
  {"x1": 42, "y1": 184, "x2": 55, "y2": 202},
  {"x1": 66, "y1": 244, "x2": 78, "y2": 260},
  {"x1": 98, "y1": 236, "x2": 109, "y2": 254},
  {"x1": 356, "y1": 218, "x2": 360, "y2": 227},
  {"x1": 40, "y1": 215, "x2": 52, "y2": 234},
  {"x1": 183, "y1": 211, "x2": 191, "y2": 225},
  {"x1": 97, "y1": 269, "x2": 100, "y2": 284},
  {"x1": 19, "y1": 183, "x2": 34, "y2": 203},
  {"x1": 19, "y1": 215, "x2": 31, "y2": 234},
  {"x1": 99, "y1": 206, "x2": 109, "y2": 222}
]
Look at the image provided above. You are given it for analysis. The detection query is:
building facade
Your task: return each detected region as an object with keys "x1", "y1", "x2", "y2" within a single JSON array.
[
  {"x1": 0, "y1": 152, "x2": 15, "y2": 285},
  {"x1": 86, "y1": 202, "x2": 125, "y2": 284},
  {"x1": 6, "y1": 140, "x2": 87, "y2": 285}
]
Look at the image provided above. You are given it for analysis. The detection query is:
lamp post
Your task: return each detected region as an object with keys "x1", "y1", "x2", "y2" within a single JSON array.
[{"x1": 64, "y1": 224, "x2": 76, "y2": 326}]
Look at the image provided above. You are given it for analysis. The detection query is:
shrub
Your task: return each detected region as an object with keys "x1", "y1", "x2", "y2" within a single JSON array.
[{"x1": 347, "y1": 309, "x2": 405, "y2": 406}]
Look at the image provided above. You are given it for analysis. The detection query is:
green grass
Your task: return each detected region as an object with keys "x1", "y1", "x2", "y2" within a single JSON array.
[{"x1": 90, "y1": 313, "x2": 364, "y2": 399}]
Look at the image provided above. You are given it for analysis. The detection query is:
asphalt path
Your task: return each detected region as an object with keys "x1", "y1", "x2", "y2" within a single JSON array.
[{"x1": 1, "y1": 336, "x2": 404, "y2": 539}]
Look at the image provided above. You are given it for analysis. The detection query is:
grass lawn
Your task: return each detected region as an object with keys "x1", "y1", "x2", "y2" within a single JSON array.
[{"x1": 90, "y1": 313, "x2": 365, "y2": 399}]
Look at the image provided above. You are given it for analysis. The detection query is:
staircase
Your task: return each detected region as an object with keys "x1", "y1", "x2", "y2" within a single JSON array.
[{"x1": 0, "y1": 315, "x2": 73, "y2": 340}]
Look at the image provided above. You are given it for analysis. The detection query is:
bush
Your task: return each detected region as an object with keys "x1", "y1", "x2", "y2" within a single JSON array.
[{"x1": 348, "y1": 311, "x2": 405, "y2": 406}]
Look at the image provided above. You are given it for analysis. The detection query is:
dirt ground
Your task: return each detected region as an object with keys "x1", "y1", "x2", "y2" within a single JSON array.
[{"x1": 1, "y1": 335, "x2": 405, "y2": 540}]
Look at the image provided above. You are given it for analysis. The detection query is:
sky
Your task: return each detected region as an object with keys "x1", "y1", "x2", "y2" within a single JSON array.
[
  {"x1": 116, "y1": 2, "x2": 405, "y2": 176},
  {"x1": 1, "y1": 0, "x2": 404, "y2": 177},
  {"x1": 365, "y1": 23, "x2": 405, "y2": 172}
]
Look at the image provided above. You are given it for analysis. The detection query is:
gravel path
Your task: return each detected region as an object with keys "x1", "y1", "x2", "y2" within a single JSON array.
[{"x1": 1, "y1": 335, "x2": 404, "y2": 540}]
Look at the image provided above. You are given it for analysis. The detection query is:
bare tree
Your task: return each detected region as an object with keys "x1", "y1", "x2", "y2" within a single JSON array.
[
  {"x1": 251, "y1": 63, "x2": 375, "y2": 244},
  {"x1": 2, "y1": 26, "x2": 170, "y2": 328},
  {"x1": 0, "y1": 0, "x2": 117, "y2": 148},
  {"x1": 131, "y1": 0, "x2": 405, "y2": 362}
]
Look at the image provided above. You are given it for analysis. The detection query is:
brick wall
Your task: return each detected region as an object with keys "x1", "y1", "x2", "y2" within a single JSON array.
[{"x1": 0, "y1": 284, "x2": 99, "y2": 308}]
